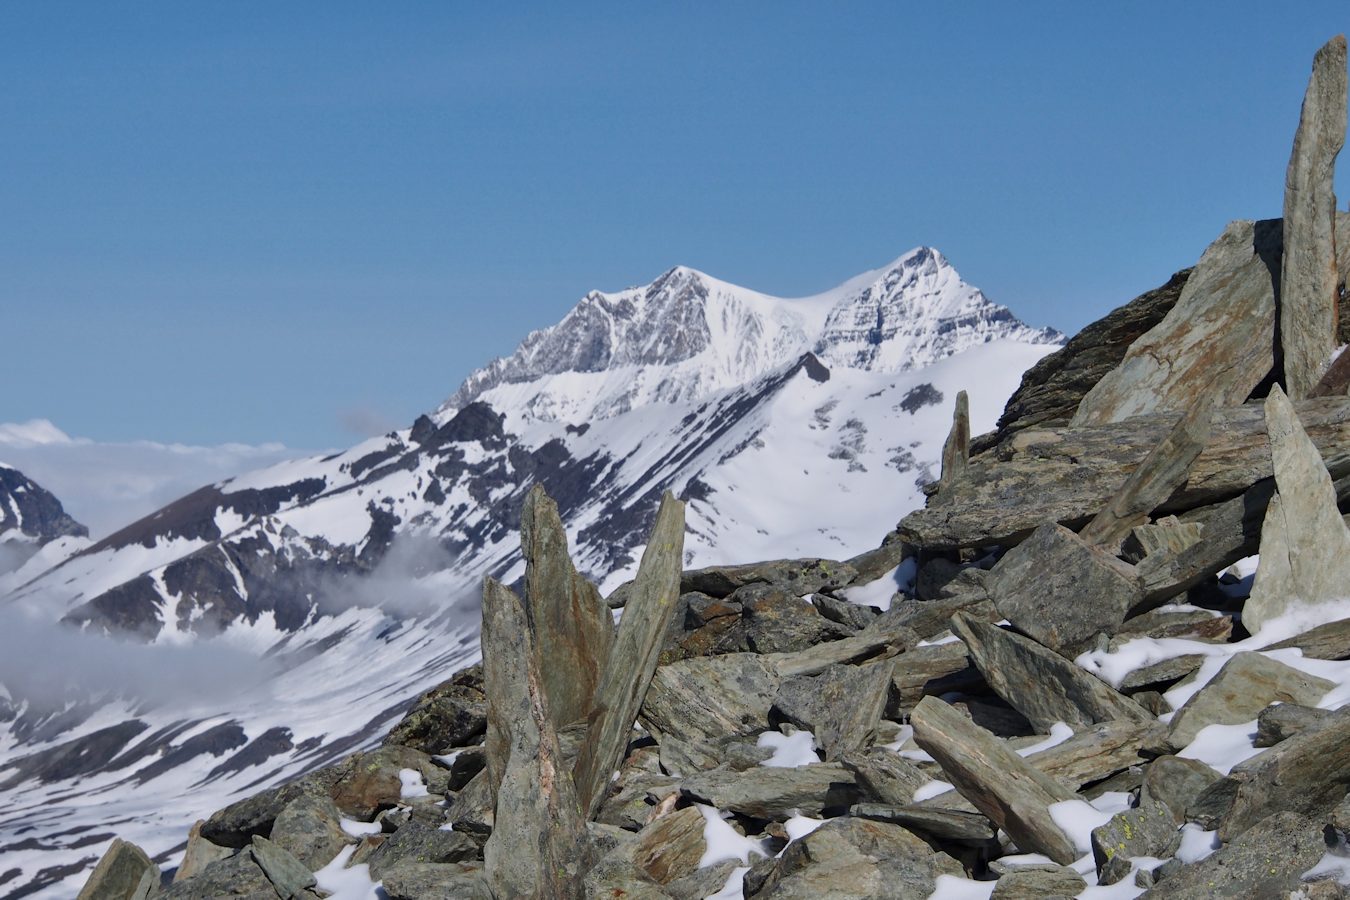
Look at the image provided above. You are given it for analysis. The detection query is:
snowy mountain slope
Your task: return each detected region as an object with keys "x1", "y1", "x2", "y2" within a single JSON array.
[{"x1": 0, "y1": 251, "x2": 1061, "y2": 895}]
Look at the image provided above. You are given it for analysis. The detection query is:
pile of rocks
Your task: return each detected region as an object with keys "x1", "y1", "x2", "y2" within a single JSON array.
[{"x1": 81, "y1": 34, "x2": 1350, "y2": 900}]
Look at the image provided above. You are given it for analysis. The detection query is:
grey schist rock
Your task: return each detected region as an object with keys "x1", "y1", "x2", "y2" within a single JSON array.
[
  {"x1": 173, "y1": 822, "x2": 232, "y2": 883},
  {"x1": 249, "y1": 836, "x2": 317, "y2": 900},
  {"x1": 1078, "y1": 396, "x2": 1214, "y2": 552},
  {"x1": 1089, "y1": 799, "x2": 1179, "y2": 885},
  {"x1": 771, "y1": 660, "x2": 894, "y2": 759},
  {"x1": 1072, "y1": 218, "x2": 1284, "y2": 425},
  {"x1": 988, "y1": 522, "x2": 1142, "y2": 655},
  {"x1": 1255, "y1": 702, "x2": 1333, "y2": 746},
  {"x1": 901, "y1": 394, "x2": 1350, "y2": 550},
  {"x1": 990, "y1": 864, "x2": 1087, "y2": 899},
  {"x1": 641, "y1": 652, "x2": 781, "y2": 745},
  {"x1": 520, "y1": 485, "x2": 613, "y2": 731},
  {"x1": 950, "y1": 613, "x2": 1153, "y2": 732},
  {"x1": 1264, "y1": 617, "x2": 1350, "y2": 659},
  {"x1": 850, "y1": 803, "x2": 997, "y2": 844},
  {"x1": 574, "y1": 492, "x2": 685, "y2": 819},
  {"x1": 629, "y1": 806, "x2": 708, "y2": 885},
  {"x1": 910, "y1": 696, "x2": 1081, "y2": 865},
  {"x1": 1244, "y1": 386, "x2": 1350, "y2": 634},
  {"x1": 839, "y1": 748, "x2": 928, "y2": 806},
  {"x1": 78, "y1": 838, "x2": 160, "y2": 900},
  {"x1": 937, "y1": 389, "x2": 970, "y2": 494},
  {"x1": 1200, "y1": 708, "x2": 1350, "y2": 840},
  {"x1": 267, "y1": 793, "x2": 348, "y2": 870},
  {"x1": 1281, "y1": 35, "x2": 1347, "y2": 399},
  {"x1": 1167, "y1": 650, "x2": 1334, "y2": 748},
  {"x1": 1139, "y1": 755, "x2": 1223, "y2": 825},
  {"x1": 680, "y1": 762, "x2": 861, "y2": 819},
  {"x1": 743, "y1": 817, "x2": 963, "y2": 900},
  {"x1": 480, "y1": 576, "x2": 588, "y2": 899}
]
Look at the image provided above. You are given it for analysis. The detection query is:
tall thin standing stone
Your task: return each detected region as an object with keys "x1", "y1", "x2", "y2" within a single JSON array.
[
  {"x1": 937, "y1": 390, "x2": 970, "y2": 494},
  {"x1": 520, "y1": 484, "x2": 613, "y2": 730},
  {"x1": 1281, "y1": 35, "x2": 1347, "y2": 399}
]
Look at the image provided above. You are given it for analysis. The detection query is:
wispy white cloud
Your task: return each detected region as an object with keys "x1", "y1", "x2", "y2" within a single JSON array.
[{"x1": 0, "y1": 419, "x2": 314, "y2": 540}]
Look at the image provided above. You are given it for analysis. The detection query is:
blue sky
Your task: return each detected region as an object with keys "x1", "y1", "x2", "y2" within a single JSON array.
[{"x1": 2, "y1": 3, "x2": 1346, "y2": 447}]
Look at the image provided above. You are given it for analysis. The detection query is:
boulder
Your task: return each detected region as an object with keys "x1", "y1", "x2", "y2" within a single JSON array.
[
  {"x1": 1138, "y1": 755, "x2": 1223, "y2": 824},
  {"x1": 364, "y1": 820, "x2": 479, "y2": 879},
  {"x1": 574, "y1": 492, "x2": 684, "y2": 819},
  {"x1": 641, "y1": 653, "x2": 781, "y2": 745},
  {"x1": 160, "y1": 850, "x2": 276, "y2": 899},
  {"x1": 1089, "y1": 799, "x2": 1180, "y2": 885},
  {"x1": 1255, "y1": 702, "x2": 1333, "y2": 746},
  {"x1": 771, "y1": 660, "x2": 894, "y2": 760},
  {"x1": 1167, "y1": 651, "x2": 1334, "y2": 748},
  {"x1": 1263, "y1": 618, "x2": 1350, "y2": 659},
  {"x1": 174, "y1": 821, "x2": 232, "y2": 883},
  {"x1": 838, "y1": 747, "x2": 928, "y2": 806},
  {"x1": 950, "y1": 613, "x2": 1152, "y2": 732},
  {"x1": 680, "y1": 558, "x2": 857, "y2": 599},
  {"x1": 732, "y1": 583, "x2": 855, "y2": 653},
  {"x1": 1073, "y1": 218, "x2": 1284, "y2": 425},
  {"x1": 1281, "y1": 35, "x2": 1348, "y2": 399},
  {"x1": 679, "y1": 762, "x2": 861, "y2": 819},
  {"x1": 1244, "y1": 386, "x2": 1350, "y2": 635},
  {"x1": 268, "y1": 793, "x2": 348, "y2": 870},
  {"x1": 630, "y1": 806, "x2": 707, "y2": 885},
  {"x1": 990, "y1": 864, "x2": 1087, "y2": 899},
  {"x1": 1121, "y1": 516, "x2": 1205, "y2": 563},
  {"x1": 379, "y1": 862, "x2": 487, "y2": 900},
  {"x1": 77, "y1": 838, "x2": 159, "y2": 900},
  {"x1": 384, "y1": 664, "x2": 486, "y2": 754},
  {"x1": 850, "y1": 802, "x2": 997, "y2": 844},
  {"x1": 937, "y1": 389, "x2": 970, "y2": 494},
  {"x1": 988, "y1": 522, "x2": 1142, "y2": 654},
  {"x1": 743, "y1": 817, "x2": 962, "y2": 899},
  {"x1": 810, "y1": 591, "x2": 882, "y2": 630},
  {"x1": 248, "y1": 836, "x2": 316, "y2": 900}
]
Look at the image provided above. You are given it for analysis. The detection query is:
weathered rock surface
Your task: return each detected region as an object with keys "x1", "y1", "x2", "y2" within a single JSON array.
[
  {"x1": 850, "y1": 802, "x2": 997, "y2": 844},
  {"x1": 379, "y1": 862, "x2": 486, "y2": 900},
  {"x1": 680, "y1": 763, "x2": 861, "y2": 818},
  {"x1": 365, "y1": 820, "x2": 478, "y2": 878},
  {"x1": 1139, "y1": 755, "x2": 1223, "y2": 824},
  {"x1": 1244, "y1": 386, "x2": 1350, "y2": 634},
  {"x1": 839, "y1": 747, "x2": 928, "y2": 806},
  {"x1": 574, "y1": 492, "x2": 684, "y2": 819},
  {"x1": 630, "y1": 806, "x2": 707, "y2": 885},
  {"x1": 1167, "y1": 650, "x2": 1334, "y2": 748},
  {"x1": 771, "y1": 660, "x2": 893, "y2": 759},
  {"x1": 910, "y1": 696, "x2": 1080, "y2": 865},
  {"x1": 937, "y1": 389, "x2": 970, "y2": 493},
  {"x1": 77, "y1": 838, "x2": 159, "y2": 900},
  {"x1": 268, "y1": 793, "x2": 348, "y2": 870},
  {"x1": 989, "y1": 522, "x2": 1142, "y2": 654},
  {"x1": 640, "y1": 652, "x2": 781, "y2": 745},
  {"x1": 1089, "y1": 799, "x2": 1179, "y2": 885},
  {"x1": 160, "y1": 849, "x2": 276, "y2": 899},
  {"x1": 384, "y1": 665, "x2": 486, "y2": 755},
  {"x1": 174, "y1": 821, "x2": 232, "y2": 883},
  {"x1": 989, "y1": 864, "x2": 1087, "y2": 899},
  {"x1": 1281, "y1": 35, "x2": 1348, "y2": 399},
  {"x1": 951, "y1": 613, "x2": 1151, "y2": 732},
  {"x1": 249, "y1": 835, "x2": 317, "y2": 900},
  {"x1": 1255, "y1": 702, "x2": 1333, "y2": 746},
  {"x1": 901, "y1": 394, "x2": 1350, "y2": 549},
  {"x1": 743, "y1": 817, "x2": 962, "y2": 899},
  {"x1": 680, "y1": 558, "x2": 857, "y2": 599}
]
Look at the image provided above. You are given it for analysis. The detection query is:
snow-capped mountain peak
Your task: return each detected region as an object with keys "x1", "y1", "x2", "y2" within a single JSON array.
[{"x1": 440, "y1": 249, "x2": 1062, "y2": 427}]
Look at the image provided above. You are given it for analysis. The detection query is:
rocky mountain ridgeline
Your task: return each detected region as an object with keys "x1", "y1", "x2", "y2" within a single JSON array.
[
  {"x1": 76, "y1": 34, "x2": 1350, "y2": 900},
  {"x1": 0, "y1": 464, "x2": 86, "y2": 574}
]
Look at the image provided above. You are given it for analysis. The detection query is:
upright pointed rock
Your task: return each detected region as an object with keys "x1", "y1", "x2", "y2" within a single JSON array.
[
  {"x1": 937, "y1": 390, "x2": 970, "y2": 494},
  {"x1": 1281, "y1": 35, "x2": 1347, "y2": 399},
  {"x1": 1243, "y1": 385, "x2": 1350, "y2": 634},
  {"x1": 574, "y1": 492, "x2": 685, "y2": 819},
  {"x1": 480, "y1": 575, "x2": 588, "y2": 898},
  {"x1": 521, "y1": 484, "x2": 613, "y2": 730}
]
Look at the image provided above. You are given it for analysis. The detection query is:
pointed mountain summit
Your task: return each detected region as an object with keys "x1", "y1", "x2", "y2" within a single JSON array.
[{"x1": 441, "y1": 250, "x2": 1062, "y2": 425}]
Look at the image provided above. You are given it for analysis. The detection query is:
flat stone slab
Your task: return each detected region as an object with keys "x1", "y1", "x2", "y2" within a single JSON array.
[
  {"x1": 1167, "y1": 650, "x2": 1333, "y2": 748},
  {"x1": 679, "y1": 762, "x2": 861, "y2": 819},
  {"x1": 772, "y1": 660, "x2": 894, "y2": 759},
  {"x1": 640, "y1": 653, "x2": 781, "y2": 745}
]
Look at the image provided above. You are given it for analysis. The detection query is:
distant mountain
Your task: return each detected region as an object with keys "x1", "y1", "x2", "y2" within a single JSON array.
[
  {"x1": 0, "y1": 464, "x2": 87, "y2": 574},
  {"x1": 0, "y1": 249, "x2": 1061, "y2": 896}
]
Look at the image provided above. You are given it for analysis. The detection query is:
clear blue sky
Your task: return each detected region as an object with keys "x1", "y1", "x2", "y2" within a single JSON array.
[{"x1": 2, "y1": 3, "x2": 1346, "y2": 447}]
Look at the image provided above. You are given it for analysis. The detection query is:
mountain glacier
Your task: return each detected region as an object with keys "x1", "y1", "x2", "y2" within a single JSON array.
[{"x1": 0, "y1": 249, "x2": 1061, "y2": 896}]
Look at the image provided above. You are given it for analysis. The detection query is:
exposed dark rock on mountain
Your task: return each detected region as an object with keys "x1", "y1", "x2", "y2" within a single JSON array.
[{"x1": 0, "y1": 464, "x2": 86, "y2": 572}]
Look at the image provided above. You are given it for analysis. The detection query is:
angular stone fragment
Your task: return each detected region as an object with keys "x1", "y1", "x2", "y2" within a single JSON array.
[
  {"x1": 384, "y1": 664, "x2": 486, "y2": 754},
  {"x1": 268, "y1": 793, "x2": 348, "y2": 870},
  {"x1": 771, "y1": 660, "x2": 894, "y2": 760},
  {"x1": 990, "y1": 864, "x2": 1087, "y2": 899},
  {"x1": 249, "y1": 836, "x2": 316, "y2": 900},
  {"x1": 743, "y1": 817, "x2": 962, "y2": 899},
  {"x1": 1263, "y1": 617, "x2": 1350, "y2": 659},
  {"x1": 575, "y1": 492, "x2": 685, "y2": 820},
  {"x1": 732, "y1": 582, "x2": 854, "y2": 653},
  {"x1": 480, "y1": 576, "x2": 588, "y2": 899},
  {"x1": 843, "y1": 533, "x2": 909, "y2": 584},
  {"x1": 1139, "y1": 755, "x2": 1223, "y2": 824},
  {"x1": 365, "y1": 820, "x2": 479, "y2": 879},
  {"x1": 937, "y1": 389, "x2": 970, "y2": 494},
  {"x1": 888, "y1": 640, "x2": 979, "y2": 710},
  {"x1": 1167, "y1": 651, "x2": 1334, "y2": 748},
  {"x1": 329, "y1": 745, "x2": 438, "y2": 820},
  {"x1": 1080, "y1": 397, "x2": 1214, "y2": 552},
  {"x1": 839, "y1": 747, "x2": 928, "y2": 806},
  {"x1": 640, "y1": 653, "x2": 780, "y2": 745},
  {"x1": 901, "y1": 392, "x2": 1350, "y2": 550},
  {"x1": 951, "y1": 613, "x2": 1153, "y2": 732},
  {"x1": 679, "y1": 762, "x2": 861, "y2": 818},
  {"x1": 988, "y1": 522, "x2": 1142, "y2": 654},
  {"x1": 765, "y1": 627, "x2": 910, "y2": 678},
  {"x1": 1255, "y1": 702, "x2": 1333, "y2": 746},
  {"x1": 1074, "y1": 218, "x2": 1285, "y2": 426},
  {"x1": 1121, "y1": 516, "x2": 1205, "y2": 563},
  {"x1": 680, "y1": 558, "x2": 856, "y2": 599},
  {"x1": 630, "y1": 806, "x2": 707, "y2": 885},
  {"x1": 379, "y1": 862, "x2": 486, "y2": 900},
  {"x1": 850, "y1": 803, "x2": 996, "y2": 844},
  {"x1": 910, "y1": 696, "x2": 1080, "y2": 864},
  {"x1": 160, "y1": 850, "x2": 275, "y2": 899},
  {"x1": 77, "y1": 838, "x2": 159, "y2": 900},
  {"x1": 1139, "y1": 810, "x2": 1328, "y2": 898},
  {"x1": 1214, "y1": 708, "x2": 1350, "y2": 840},
  {"x1": 810, "y1": 591, "x2": 881, "y2": 630},
  {"x1": 1282, "y1": 35, "x2": 1348, "y2": 399},
  {"x1": 173, "y1": 826, "x2": 233, "y2": 887},
  {"x1": 1116, "y1": 606, "x2": 1232, "y2": 643},
  {"x1": 520, "y1": 485, "x2": 613, "y2": 731},
  {"x1": 658, "y1": 733, "x2": 772, "y2": 778},
  {"x1": 1245, "y1": 386, "x2": 1350, "y2": 634},
  {"x1": 1090, "y1": 799, "x2": 1179, "y2": 885}
]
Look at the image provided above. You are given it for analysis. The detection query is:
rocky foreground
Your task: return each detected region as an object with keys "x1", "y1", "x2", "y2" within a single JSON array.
[{"x1": 78, "y1": 34, "x2": 1350, "y2": 900}]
